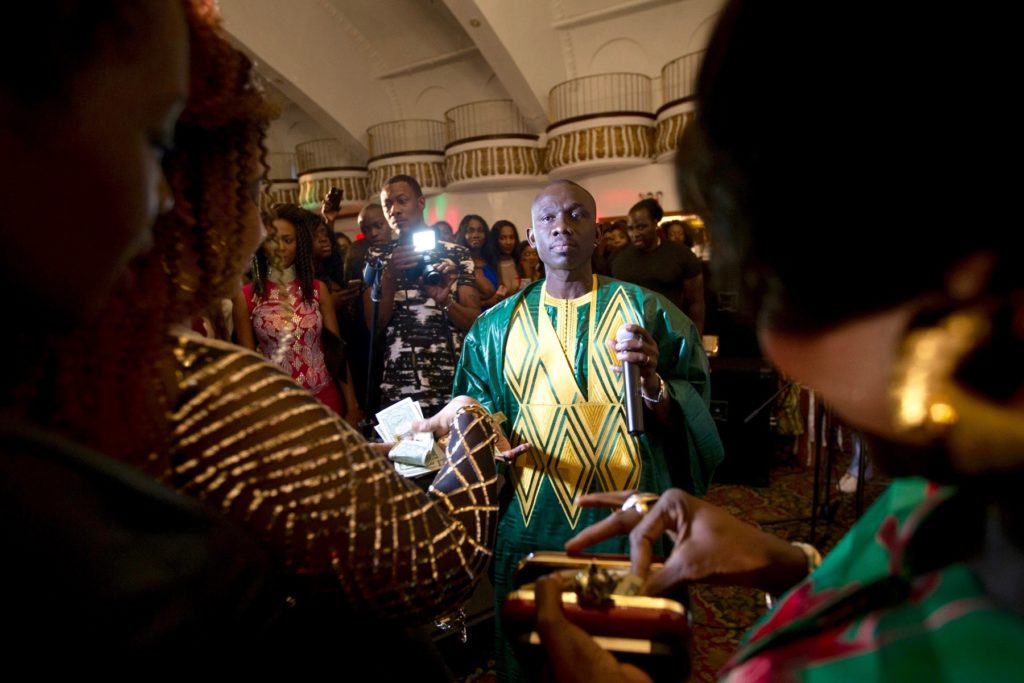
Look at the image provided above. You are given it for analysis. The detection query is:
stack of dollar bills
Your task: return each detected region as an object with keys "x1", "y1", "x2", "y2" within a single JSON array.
[{"x1": 374, "y1": 397, "x2": 444, "y2": 477}]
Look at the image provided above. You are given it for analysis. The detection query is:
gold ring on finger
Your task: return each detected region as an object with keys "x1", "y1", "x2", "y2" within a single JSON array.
[{"x1": 620, "y1": 492, "x2": 661, "y2": 517}]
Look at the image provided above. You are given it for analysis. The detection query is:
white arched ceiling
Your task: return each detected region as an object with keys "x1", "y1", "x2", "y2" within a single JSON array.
[
  {"x1": 414, "y1": 86, "x2": 452, "y2": 121},
  {"x1": 687, "y1": 11, "x2": 722, "y2": 51},
  {"x1": 216, "y1": 0, "x2": 727, "y2": 152},
  {"x1": 589, "y1": 37, "x2": 650, "y2": 73}
]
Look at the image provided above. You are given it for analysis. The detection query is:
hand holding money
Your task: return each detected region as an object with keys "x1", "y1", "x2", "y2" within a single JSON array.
[
  {"x1": 374, "y1": 398, "x2": 441, "y2": 472},
  {"x1": 411, "y1": 396, "x2": 531, "y2": 464}
]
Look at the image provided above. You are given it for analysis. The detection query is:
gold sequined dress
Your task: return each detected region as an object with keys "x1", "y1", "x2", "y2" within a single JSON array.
[{"x1": 167, "y1": 331, "x2": 499, "y2": 621}]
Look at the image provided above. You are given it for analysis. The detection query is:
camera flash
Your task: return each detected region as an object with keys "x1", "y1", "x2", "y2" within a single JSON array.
[{"x1": 412, "y1": 230, "x2": 436, "y2": 253}]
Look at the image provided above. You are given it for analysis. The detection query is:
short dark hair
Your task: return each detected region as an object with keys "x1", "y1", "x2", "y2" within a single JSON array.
[
  {"x1": 382, "y1": 174, "x2": 423, "y2": 198},
  {"x1": 359, "y1": 202, "x2": 383, "y2": 217},
  {"x1": 607, "y1": 224, "x2": 628, "y2": 239},
  {"x1": 629, "y1": 198, "x2": 663, "y2": 224},
  {"x1": 677, "y1": 0, "x2": 1010, "y2": 332}
]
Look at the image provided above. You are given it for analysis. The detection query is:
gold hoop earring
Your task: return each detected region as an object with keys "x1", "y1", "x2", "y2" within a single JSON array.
[{"x1": 890, "y1": 303, "x2": 1024, "y2": 470}]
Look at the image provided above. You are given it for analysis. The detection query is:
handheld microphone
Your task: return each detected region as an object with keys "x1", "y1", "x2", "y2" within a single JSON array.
[{"x1": 616, "y1": 326, "x2": 644, "y2": 435}]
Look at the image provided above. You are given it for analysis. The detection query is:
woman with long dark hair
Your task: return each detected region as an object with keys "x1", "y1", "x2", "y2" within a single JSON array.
[
  {"x1": 516, "y1": 240, "x2": 544, "y2": 283},
  {"x1": 481, "y1": 219, "x2": 526, "y2": 306},
  {"x1": 313, "y1": 217, "x2": 347, "y2": 294},
  {"x1": 310, "y1": 215, "x2": 364, "y2": 422},
  {"x1": 457, "y1": 213, "x2": 498, "y2": 306},
  {"x1": 233, "y1": 203, "x2": 349, "y2": 416}
]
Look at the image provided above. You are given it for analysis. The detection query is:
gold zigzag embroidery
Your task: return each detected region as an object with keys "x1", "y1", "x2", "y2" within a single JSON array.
[
  {"x1": 576, "y1": 402, "x2": 610, "y2": 438},
  {"x1": 590, "y1": 285, "x2": 643, "y2": 403},
  {"x1": 504, "y1": 283, "x2": 643, "y2": 529}
]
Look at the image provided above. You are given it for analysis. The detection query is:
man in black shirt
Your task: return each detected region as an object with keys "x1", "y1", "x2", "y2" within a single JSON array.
[{"x1": 609, "y1": 198, "x2": 705, "y2": 332}]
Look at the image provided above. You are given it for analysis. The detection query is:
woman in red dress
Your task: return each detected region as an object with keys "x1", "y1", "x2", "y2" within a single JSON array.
[{"x1": 235, "y1": 204, "x2": 346, "y2": 415}]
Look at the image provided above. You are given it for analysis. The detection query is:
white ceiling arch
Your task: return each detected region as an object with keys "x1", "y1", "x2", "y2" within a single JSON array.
[{"x1": 216, "y1": 0, "x2": 725, "y2": 156}]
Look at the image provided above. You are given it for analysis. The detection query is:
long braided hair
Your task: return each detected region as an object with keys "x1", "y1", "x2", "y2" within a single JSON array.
[
  {"x1": 251, "y1": 203, "x2": 317, "y2": 303},
  {"x1": 45, "y1": 0, "x2": 274, "y2": 476}
]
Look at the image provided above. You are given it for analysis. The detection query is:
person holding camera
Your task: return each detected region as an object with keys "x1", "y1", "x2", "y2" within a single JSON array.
[{"x1": 364, "y1": 174, "x2": 481, "y2": 416}]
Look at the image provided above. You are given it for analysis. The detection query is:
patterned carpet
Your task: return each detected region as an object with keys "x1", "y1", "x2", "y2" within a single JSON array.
[
  {"x1": 688, "y1": 441, "x2": 889, "y2": 681},
  {"x1": 447, "y1": 436, "x2": 889, "y2": 682}
]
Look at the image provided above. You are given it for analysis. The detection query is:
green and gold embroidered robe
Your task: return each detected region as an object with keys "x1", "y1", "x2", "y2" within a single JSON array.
[{"x1": 452, "y1": 276, "x2": 723, "y2": 679}]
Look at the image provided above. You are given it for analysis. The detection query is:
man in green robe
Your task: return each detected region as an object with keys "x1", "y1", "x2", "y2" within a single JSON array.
[{"x1": 452, "y1": 180, "x2": 724, "y2": 680}]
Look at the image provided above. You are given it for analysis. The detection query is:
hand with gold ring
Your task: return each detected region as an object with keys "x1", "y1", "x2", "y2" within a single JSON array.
[
  {"x1": 619, "y1": 492, "x2": 660, "y2": 517},
  {"x1": 566, "y1": 489, "x2": 813, "y2": 597},
  {"x1": 606, "y1": 323, "x2": 661, "y2": 394}
]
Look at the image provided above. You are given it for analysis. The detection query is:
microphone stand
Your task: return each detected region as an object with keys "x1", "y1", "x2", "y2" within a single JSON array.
[{"x1": 359, "y1": 258, "x2": 384, "y2": 440}]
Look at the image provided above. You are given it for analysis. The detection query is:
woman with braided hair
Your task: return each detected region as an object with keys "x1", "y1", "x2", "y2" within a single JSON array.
[
  {"x1": 37, "y1": 0, "x2": 515, "y2": 646},
  {"x1": 233, "y1": 203, "x2": 348, "y2": 415}
]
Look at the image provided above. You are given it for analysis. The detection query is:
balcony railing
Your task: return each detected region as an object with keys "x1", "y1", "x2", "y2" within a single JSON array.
[
  {"x1": 444, "y1": 100, "x2": 533, "y2": 145},
  {"x1": 548, "y1": 73, "x2": 653, "y2": 124},
  {"x1": 367, "y1": 120, "x2": 446, "y2": 159},
  {"x1": 660, "y1": 51, "x2": 705, "y2": 106},
  {"x1": 265, "y1": 152, "x2": 297, "y2": 181},
  {"x1": 295, "y1": 139, "x2": 367, "y2": 174}
]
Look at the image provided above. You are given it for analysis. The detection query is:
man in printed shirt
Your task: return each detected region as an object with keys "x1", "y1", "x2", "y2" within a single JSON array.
[{"x1": 364, "y1": 175, "x2": 480, "y2": 416}]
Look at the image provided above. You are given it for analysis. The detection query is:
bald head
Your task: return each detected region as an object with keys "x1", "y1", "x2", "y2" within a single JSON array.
[
  {"x1": 528, "y1": 179, "x2": 600, "y2": 277},
  {"x1": 532, "y1": 180, "x2": 596, "y2": 216}
]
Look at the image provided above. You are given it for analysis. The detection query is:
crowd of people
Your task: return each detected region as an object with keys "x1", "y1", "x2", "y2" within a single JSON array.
[
  {"x1": 2, "y1": 0, "x2": 1020, "y2": 679},
  {"x1": 221, "y1": 191, "x2": 711, "y2": 427}
]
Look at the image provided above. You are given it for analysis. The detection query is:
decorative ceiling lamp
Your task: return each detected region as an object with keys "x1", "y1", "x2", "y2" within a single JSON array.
[
  {"x1": 366, "y1": 120, "x2": 447, "y2": 197},
  {"x1": 545, "y1": 72, "x2": 655, "y2": 177},
  {"x1": 654, "y1": 51, "x2": 704, "y2": 162},
  {"x1": 295, "y1": 138, "x2": 369, "y2": 211},
  {"x1": 444, "y1": 100, "x2": 544, "y2": 190}
]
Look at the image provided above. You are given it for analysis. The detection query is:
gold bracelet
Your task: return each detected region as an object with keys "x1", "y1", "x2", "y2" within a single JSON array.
[
  {"x1": 765, "y1": 541, "x2": 822, "y2": 610},
  {"x1": 452, "y1": 403, "x2": 496, "y2": 434},
  {"x1": 791, "y1": 541, "x2": 822, "y2": 575}
]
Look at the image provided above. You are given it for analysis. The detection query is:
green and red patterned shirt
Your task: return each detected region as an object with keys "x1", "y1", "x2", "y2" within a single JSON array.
[{"x1": 722, "y1": 478, "x2": 1024, "y2": 682}]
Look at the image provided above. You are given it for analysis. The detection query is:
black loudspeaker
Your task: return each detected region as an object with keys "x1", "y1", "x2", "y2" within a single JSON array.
[{"x1": 708, "y1": 357, "x2": 777, "y2": 487}]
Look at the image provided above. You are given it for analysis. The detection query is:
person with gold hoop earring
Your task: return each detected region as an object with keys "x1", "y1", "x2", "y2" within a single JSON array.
[{"x1": 532, "y1": 1, "x2": 1024, "y2": 681}]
